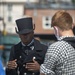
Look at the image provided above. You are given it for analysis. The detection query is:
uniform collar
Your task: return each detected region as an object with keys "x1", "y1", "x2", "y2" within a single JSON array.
[{"x1": 21, "y1": 39, "x2": 34, "y2": 50}]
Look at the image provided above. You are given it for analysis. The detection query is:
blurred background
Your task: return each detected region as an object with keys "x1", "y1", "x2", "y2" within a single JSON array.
[{"x1": 0, "y1": 0, "x2": 75, "y2": 67}]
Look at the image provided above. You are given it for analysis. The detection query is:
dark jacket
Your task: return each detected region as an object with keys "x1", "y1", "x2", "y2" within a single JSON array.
[{"x1": 6, "y1": 39, "x2": 48, "y2": 75}]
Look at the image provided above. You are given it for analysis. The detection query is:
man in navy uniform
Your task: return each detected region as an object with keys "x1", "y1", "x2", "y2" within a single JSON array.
[{"x1": 6, "y1": 16, "x2": 48, "y2": 75}]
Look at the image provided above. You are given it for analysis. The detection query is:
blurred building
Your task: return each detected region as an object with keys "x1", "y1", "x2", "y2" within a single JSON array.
[
  {"x1": 0, "y1": 0, "x2": 38, "y2": 34},
  {"x1": 0, "y1": 0, "x2": 75, "y2": 35},
  {"x1": 0, "y1": 0, "x2": 75, "y2": 45},
  {"x1": 0, "y1": 0, "x2": 75, "y2": 42},
  {"x1": 24, "y1": 0, "x2": 75, "y2": 40}
]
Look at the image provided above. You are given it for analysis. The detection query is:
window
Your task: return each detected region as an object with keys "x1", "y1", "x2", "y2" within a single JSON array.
[
  {"x1": 42, "y1": 16, "x2": 53, "y2": 29},
  {"x1": 8, "y1": 16, "x2": 12, "y2": 22},
  {"x1": 8, "y1": 4, "x2": 12, "y2": 11},
  {"x1": 7, "y1": 4, "x2": 12, "y2": 22}
]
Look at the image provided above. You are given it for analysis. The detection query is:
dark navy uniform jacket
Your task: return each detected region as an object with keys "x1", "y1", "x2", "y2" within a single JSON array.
[{"x1": 6, "y1": 39, "x2": 48, "y2": 75}]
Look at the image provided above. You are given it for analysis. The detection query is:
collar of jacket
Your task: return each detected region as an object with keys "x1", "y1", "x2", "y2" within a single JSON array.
[
  {"x1": 21, "y1": 39, "x2": 34, "y2": 47},
  {"x1": 16, "y1": 39, "x2": 43, "y2": 51}
]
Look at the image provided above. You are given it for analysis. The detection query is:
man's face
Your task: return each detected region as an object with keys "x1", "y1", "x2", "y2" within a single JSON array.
[{"x1": 19, "y1": 31, "x2": 34, "y2": 45}]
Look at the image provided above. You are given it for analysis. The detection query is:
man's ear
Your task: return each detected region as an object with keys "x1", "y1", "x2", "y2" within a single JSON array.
[
  {"x1": 54, "y1": 26, "x2": 58, "y2": 31},
  {"x1": 53, "y1": 26, "x2": 59, "y2": 35}
]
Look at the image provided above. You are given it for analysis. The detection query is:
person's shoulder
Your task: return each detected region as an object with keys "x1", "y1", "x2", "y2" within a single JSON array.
[
  {"x1": 12, "y1": 42, "x2": 21, "y2": 48},
  {"x1": 34, "y1": 39, "x2": 45, "y2": 45},
  {"x1": 49, "y1": 40, "x2": 66, "y2": 48},
  {"x1": 15, "y1": 42, "x2": 21, "y2": 45},
  {"x1": 34, "y1": 39, "x2": 48, "y2": 48},
  {"x1": 41, "y1": 43, "x2": 48, "y2": 49}
]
